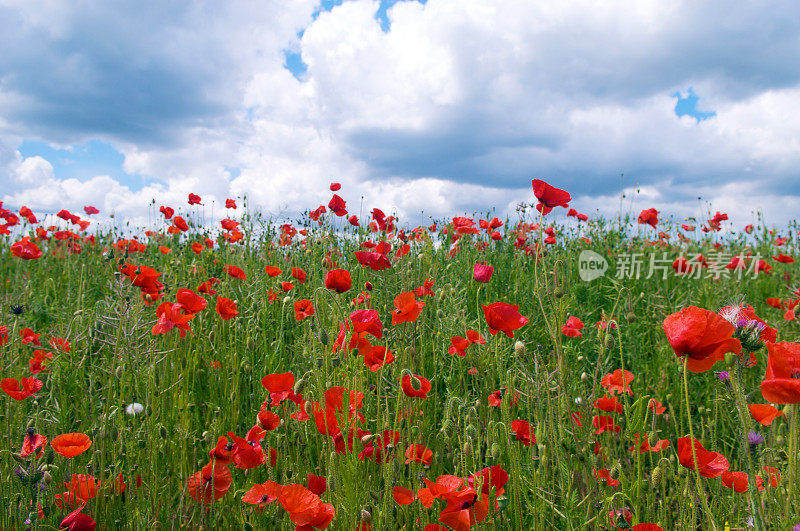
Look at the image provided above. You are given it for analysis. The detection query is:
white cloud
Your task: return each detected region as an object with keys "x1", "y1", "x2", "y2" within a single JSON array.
[{"x1": 2, "y1": 0, "x2": 800, "y2": 228}]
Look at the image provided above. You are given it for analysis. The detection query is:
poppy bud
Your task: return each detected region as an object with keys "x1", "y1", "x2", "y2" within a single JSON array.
[
  {"x1": 514, "y1": 341, "x2": 526, "y2": 356},
  {"x1": 603, "y1": 333, "x2": 615, "y2": 350},
  {"x1": 794, "y1": 305, "x2": 800, "y2": 318},
  {"x1": 244, "y1": 524, "x2": 254, "y2": 531},
  {"x1": 724, "y1": 352, "x2": 737, "y2": 367},
  {"x1": 283, "y1": 296, "x2": 291, "y2": 304},
  {"x1": 293, "y1": 379, "x2": 306, "y2": 395},
  {"x1": 440, "y1": 419, "x2": 452, "y2": 435},
  {"x1": 360, "y1": 510, "x2": 372, "y2": 523},
  {"x1": 782, "y1": 405, "x2": 792, "y2": 422},
  {"x1": 648, "y1": 432, "x2": 659, "y2": 447},
  {"x1": 580, "y1": 372, "x2": 588, "y2": 382},
  {"x1": 466, "y1": 425, "x2": 477, "y2": 438},
  {"x1": 304, "y1": 401, "x2": 314, "y2": 415},
  {"x1": 208, "y1": 331, "x2": 215, "y2": 343},
  {"x1": 410, "y1": 376, "x2": 422, "y2": 391},
  {"x1": 625, "y1": 311, "x2": 637, "y2": 323},
  {"x1": 161, "y1": 425, "x2": 169, "y2": 439},
  {"x1": 650, "y1": 466, "x2": 663, "y2": 489},
  {"x1": 436, "y1": 309, "x2": 444, "y2": 319},
  {"x1": 370, "y1": 491, "x2": 381, "y2": 502},
  {"x1": 609, "y1": 463, "x2": 621, "y2": 479},
  {"x1": 365, "y1": 281, "x2": 373, "y2": 291},
  {"x1": 462, "y1": 440, "x2": 472, "y2": 457},
  {"x1": 331, "y1": 357, "x2": 341, "y2": 367},
  {"x1": 554, "y1": 287, "x2": 564, "y2": 298},
  {"x1": 490, "y1": 443, "x2": 501, "y2": 459},
  {"x1": 45, "y1": 447, "x2": 54, "y2": 464},
  {"x1": 319, "y1": 328, "x2": 328, "y2": 345},
  {"x1": 360, "y1": 434, "x2": 375, "y2": 446}
]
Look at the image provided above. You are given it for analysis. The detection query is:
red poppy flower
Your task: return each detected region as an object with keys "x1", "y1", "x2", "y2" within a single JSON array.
[
  {"x1": 363, "y1": 345, "x2": 394, "y2": 372},
  {"x1": 1, "y1": 377, "x2": 43, "y2": 400},
  {"x1": 393, "y1": 485, "x2": 416, "y2": 506},
  {"x1": 637, "y1": 208, "x2": 659, "y2": 228},
  {"x1": 531, "y1": 179, "x2": 571, "y2": 215},
  {"x1": 20, "y1": 327, "x2": 42, "y2": 346},
  {"x1": 330, "y1": 182, "x2": 341, "y2": 191},
  {"x1": 257, "y1": 410, "x2": 281, "y2": 431},
  {"x1": 721, "y1": 470, "x2": 763, "y2": 493},
  {"x1": 405, "y1": 444, "x2": 433, "y2": 466},
  {"x1": 242, "y1": 480, "x2": 280, "y2": 508},
  {"x1": 228, "y1": 426, "x2": 266, "y2": 469},
  {"x1": 11, "y1": 237, "x2": 43, "y2": 259},
  {"x1": 188, "y1": 193, "x2": 202, "y2": 205},
  {"x1": 401, "y1": 374, "x2": 432, "y2": 398},
  {"x1": 510, "y1": 419, "x2": 535, "y2": 446},
  {"x1": 294, "y1": 299, "x2": 315, "y2": 321},
  {"x1": 328, "y1": 194, "x2": 347, "y2": 216},
  {"x1": 197, "y1": 276, "x2": 221, "y2": 295},
  {"x1": 595, "y1": 469, "x2": 620, "y2": 487},
  {"x1": 187, "y1": 462, "x2": 232, "y2": 503},
  {"x1": 348, "y1": 214, "x2": 360, "y2": 226},
  {"x1": 438, "y1": 487, "x2": 489, "y2": 531},
  {"x1": 350, "y1": 309, "x2": 383, "y2": 339},
  {"x1": 561, "y1": 316, "x2": 584, "y2": 337},
  {"x1": 277, "y1": 484, "x2": 335, "y2": 530},
  {"x1": 354, "y1": 250, "x2": 392, "y2": 271},
  {"x1": 261, "y1": 373, "x2": 302, "y2": 406},
  {"x1": 225, "y1": 198, "x2": 237, "y2": 209},
  {"x1": 761, "y1": 341, "x2": 800, "y2": 403},
  {"x1": 60, "y1": 505, "x2": 97, "y2": 531},
  {"x1": 629, "y1": 433, "x2": 670, "y2": 453},
  {"x1": 0, "y1": 325, "x2": 8, "y2": 346},
  {"x1": 594, "y1": 395, "x2": 624, "y2": 413},
  {"x1": 215, "y1": 297, "x2": 239, "y2": 320},
  {"x1": 223, "y1": 264, "x2": 246, "y2": 280},
  {"x1": 448, "y1": 336, "x2": 471, "y2": 356},
  {"x1": 592, "y1": 415, "x2": 621, "y2": 434},
  {"x1": 390, "y1": 291, "x2": 426, "y2": 325},
  {"x1": 749, "y1": 403, "x2": 783, "y2": 425},
  {"x1": 600, "y1": 369, "x2": 634, "y2": 395},
  {"x1": 473, "y1": 263, "x2": 494, "y2": 283},
  {"x1": 264, "y1": 265, "x2": 282, "y2": 277},
  {"x1": 482, "y1": 302, "x2": 529, "y2": 338},
  {"x1": 51, "y1": 433, "x2": 92, "y2": 458},
  {"x1": 176, "y1": 289, "x2": 207, "y2": 314},
  {"x1": 21, "y1": 430, "x2": 48, "y2": 458},
  {"x1": 324, "y1": 269, "x2": 352, "y2": 293},
  {"x1": 648, "y1": 399, "x2": 666, "y2": 415},
  {"x1": 152, "y1": 302, "x2": 195, "y2": 337},
  {"x1": 663, "y1": 306, "x2": 741, "y2": 372},
  {"x1": 677, "y1": 437, "x2": 729, "y2": 478}
]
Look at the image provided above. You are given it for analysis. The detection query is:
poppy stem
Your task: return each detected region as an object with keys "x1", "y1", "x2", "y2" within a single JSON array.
[
  {"x1": 788, "y1": 404, "x2": 798, "y2": 516},
  {"x1": 728, "y1": 366, "x2": 765, "y2": 531},
  {"x1": 682, "y1": 360, "x2": 717, "y2": 531}
]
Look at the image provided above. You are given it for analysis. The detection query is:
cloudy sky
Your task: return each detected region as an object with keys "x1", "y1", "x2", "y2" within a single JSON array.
[{"x1": 1, "y1": 0, "x2": 799, "y2": 227}]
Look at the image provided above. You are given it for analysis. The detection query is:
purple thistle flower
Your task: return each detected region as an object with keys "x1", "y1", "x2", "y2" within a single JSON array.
[
  {"x1": 747, "y1": 431, "x2": 764, "y2": 446},
  {"x1": 716, "y1": 371, "x2": 730, "y2": 382}
]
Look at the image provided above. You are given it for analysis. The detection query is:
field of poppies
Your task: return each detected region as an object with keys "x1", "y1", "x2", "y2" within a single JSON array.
[{"x1": 0, "y1": 180, "x2": 798, "y2": 530}]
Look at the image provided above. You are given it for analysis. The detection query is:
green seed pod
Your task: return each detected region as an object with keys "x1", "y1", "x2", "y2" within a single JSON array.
[
  {"x1": 603, "y1": 333, "x2": 615, "y2": 350},
  {"x1": 496, "y1": 494, "x2": 509, "y2": 512}
]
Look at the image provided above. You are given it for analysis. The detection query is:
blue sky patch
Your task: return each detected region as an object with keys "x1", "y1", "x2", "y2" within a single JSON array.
[{"x1": 673, "y1": 88, "x2": 716, "y2": 121}]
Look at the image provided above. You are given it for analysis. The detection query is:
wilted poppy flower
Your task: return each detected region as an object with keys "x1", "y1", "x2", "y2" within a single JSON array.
[
  {"x1": 11, "y1": 237, "x2": 43, "y2": 259},
  {"x1": 324, "y1": 269, "x2": 352, "y2": 293},
  {"x1": 761, "y1": 341, "x2": 800, "y2": 403},
  {"x1": 294, "y1": 299, "x2": 315, "y2": 321},
  {"x1": 531, "y1": 179, "x2": 571, "y2": 215},
  {"x1": 663, "y1": 306, "x2": 741, "y2": 372},
  {"x1": 60, "y1": 505, "x2": 97, "y2": 531},
  {"x1": 187, "y1": 462, "x2": 232, "y2": 504},
  {"x1": 482, "y1": 302, "x2": 529, "y2": 338},
  {"x1": 401, "y1": 374, "x2": 432, "y2": 398},
  {"x1": 600, "y1": 369, "x2": 634, "y2": 395},
  {"x1": 242, "y1": 480, "x2": 280, "y2": 509},
  {"x1": 1, "y1": 377, "x2": 43, "y2": 400},
  {"x1": 473, "y1": 263, "x2": 494, "y2": 283},
  {"x1": 216, "y1": 297, "x2": 239, "y2": 320},
  {"x1": 52, "y1": 433, "x2": 92, "y2": 458},
  {"x1": 510, "y1": 419, "x2": 535, "y2": 446},
  {"x1": 405, "y1": 444, "x2": 433, "y2": 466},
  {"x1": 21, "y1": 429, "x2": 48, "y2": 458},
  {"x1": 561, "y1": 316, "x2": 584, "y2": 337},
  {"x1": 390, "y1": 291, "x2": 426, "y2": 325},
  {"x1": 677, "y1": 437, "x2": 729, "y2": 478}
]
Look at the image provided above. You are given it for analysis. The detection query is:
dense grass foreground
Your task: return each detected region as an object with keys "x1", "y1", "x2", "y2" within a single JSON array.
[{"x1": 0, "y1": 186, "x2": 798, "y2": 530}]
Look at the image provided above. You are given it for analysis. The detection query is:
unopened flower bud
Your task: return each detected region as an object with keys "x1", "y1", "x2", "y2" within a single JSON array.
[
  {"x1": 360, "y1": 510, "x2": 372, "y2": 523},
  {"x1": 293, "y1": 379, "x2": 306, "y2": 395},
  {"x1": 514, "y1": 341, "x2": 526, "y2": 356}
]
